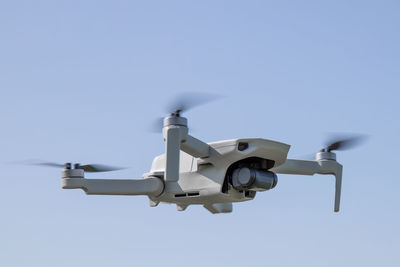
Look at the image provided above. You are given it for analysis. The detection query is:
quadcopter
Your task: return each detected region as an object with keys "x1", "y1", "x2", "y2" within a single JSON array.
[{"x1": 33, "y1": 94, "x2": 364, "y2": 214}]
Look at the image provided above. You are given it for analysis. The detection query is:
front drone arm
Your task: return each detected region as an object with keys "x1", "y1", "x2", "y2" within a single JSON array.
[
  {"x1": 270, "y1": 159, "x2": 343, "y2": 212},
  {"x1": 181, "y1": 135, "x2": 210, "y2": 158},
  {"x1": 162, "y1": 116, "x2": 210, "y2": 182},
  {"x1": 61, "y1": 169, "x2": 164, "y2": 196}
]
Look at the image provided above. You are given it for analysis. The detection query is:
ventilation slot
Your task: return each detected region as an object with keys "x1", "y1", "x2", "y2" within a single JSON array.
[{"x1": 174, "y1": 192, "x2": 200, "y2": 198}]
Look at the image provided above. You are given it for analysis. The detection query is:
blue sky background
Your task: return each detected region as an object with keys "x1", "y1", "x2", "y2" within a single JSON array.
[{"x1": 0, "y1": 1, "x2": 399, "y2": 266}]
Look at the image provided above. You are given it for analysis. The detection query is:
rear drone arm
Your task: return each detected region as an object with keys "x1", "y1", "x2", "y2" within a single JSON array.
[
  {"x1": 270, "y1": 158, "x2": 343, "y2": 212},
  {"x1": 61, "y1": 169, "x2": 164, "y2": 197}
]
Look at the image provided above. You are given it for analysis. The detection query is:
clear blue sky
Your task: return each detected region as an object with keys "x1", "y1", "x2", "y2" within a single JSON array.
[{"x1": 1, "y1": 1, "x2": 399, "y2": 266}]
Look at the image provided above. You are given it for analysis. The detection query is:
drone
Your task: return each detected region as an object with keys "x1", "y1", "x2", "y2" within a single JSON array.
[{"x1": 32, "y1": 94, "x2": 364, "y2": 214}]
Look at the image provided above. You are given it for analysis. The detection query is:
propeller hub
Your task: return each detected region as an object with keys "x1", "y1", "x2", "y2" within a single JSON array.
[
  {"x1": 62, "y1": 168, "x2": 84, "y2": 179},
  {"x1": 316, "y1": 151, "x2": 336, "y2": 161},
  {"x1": 64, "y1": 163, "x2": 72, "y2": 170},
  {"x1": 171, "y1": 109, "x2": 182, "y2": 117}
]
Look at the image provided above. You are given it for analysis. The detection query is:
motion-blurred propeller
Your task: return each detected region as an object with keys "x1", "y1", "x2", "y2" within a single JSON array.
[
  {"x1": 323, "y1": 134, "x2": 367, "y2": 152},
  {"x1": 149, "y1": 92, "x2": 223, "y2": 132},
  {"x1": 295, "y1": 134, "x2": 367, "y2": 160},
  {"x1": 16, "y1": 160, "x2": 124, "y2": 173},
  {"x1": 166, "y1": 92, "x2": 222, "y2": 116}
]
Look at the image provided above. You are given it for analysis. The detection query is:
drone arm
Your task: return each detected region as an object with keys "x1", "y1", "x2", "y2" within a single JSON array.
[
  {"x1": 163, "y1": 124, "x2": 210, "y2": 182},
  {"x1": 271, "y1": 159, "x2": 322, "y2": 175},
  {"x1": 181, "y1": 135, "x2": 210, "y2": 158},
  {"x1": 62, "y1": 177, "x2": 164, "y2": 196},
  {"x1": 164, "y1": 126, "x2": 183, "y2": 182},
  {"x1": 271, "y1": 159, "x2": 343, "y2": 212}
]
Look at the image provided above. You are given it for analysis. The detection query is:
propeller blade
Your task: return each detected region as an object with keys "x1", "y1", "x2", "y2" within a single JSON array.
[
  {"x1": 325, "y1": 134, "x2": 367, "y2": 152},
  {"x1": 12, "y1": 159, "x2": 65, "y2": 168},
  {"x1": 149, "y1": 92, "x2": 223, "y2": 133},
  {"x1": 295, "y1": 134, "x2": 367, "y2": 159},
  {"x1": 15, "y1": 160, "x2": 125, "y2": 173},
  {"x1": 79, "y1": 164, "x2": 124, "y2": 173},
  {"x1": 166, "y1": 92, "x2": 223, "y2": 115},
  {"x1": 35, "y1": 162, "x2": 66, "y2": 168}
]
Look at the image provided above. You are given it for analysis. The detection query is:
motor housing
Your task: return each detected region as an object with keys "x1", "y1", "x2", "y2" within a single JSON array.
[{"x1": 231, "y1": 167, "x2": 277, "y2": 191}]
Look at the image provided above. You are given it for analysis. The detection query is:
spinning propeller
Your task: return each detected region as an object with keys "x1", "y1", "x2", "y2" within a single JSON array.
[
  {"x1": 296, "y1": 134, "x2": 367, "y2": 160},
  {"x1": 322, "y1": 134, "x2": 367, "y2": 152},
  {"x1": 19, "y1": 160, "x2": 124, "y2": 172},
  {"x1": 150, "y1": 92, "x2": 222, "y2": 132}
]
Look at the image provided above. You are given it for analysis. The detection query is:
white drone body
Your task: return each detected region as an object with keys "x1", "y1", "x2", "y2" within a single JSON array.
[{"x1": 61, "y1": 113, "x2": 343, "y2": 214}]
